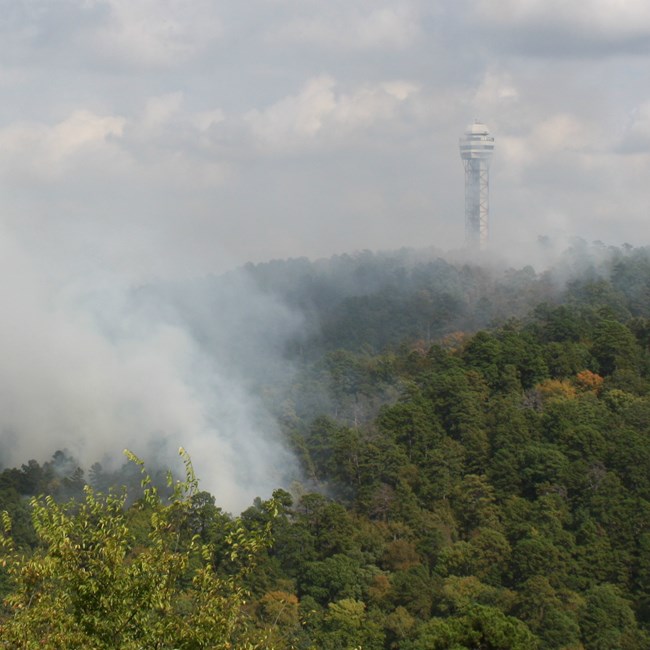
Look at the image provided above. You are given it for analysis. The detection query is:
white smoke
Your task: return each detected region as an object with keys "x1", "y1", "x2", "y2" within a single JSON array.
[{"x1": 0, "y1": 228, "x2": 301, "y2": 513}]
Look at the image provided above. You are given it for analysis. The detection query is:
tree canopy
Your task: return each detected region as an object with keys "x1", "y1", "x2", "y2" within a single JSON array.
[{"x1": 3, "y1": 242, "x2": 650, "y2": 648}]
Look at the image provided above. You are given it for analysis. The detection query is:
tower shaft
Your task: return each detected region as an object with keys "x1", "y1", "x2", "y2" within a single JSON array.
[
  {"x1": 463, "y1": 158, "x2": 490, "y2": 248},
  {"x1": 459, "y1": 122, "x2": 494, "y2": 250}
]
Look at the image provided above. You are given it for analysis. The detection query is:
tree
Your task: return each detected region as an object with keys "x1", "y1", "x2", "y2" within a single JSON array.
[
  {"x1": 0, "y1": 449, "x2": 278, "y2": 650},
  {"x1": 317, "y1": 598, "x2": 384, "y2": 650},
  {"x1": 299, "y1": 554, "x2": 366, "y2": 604},
  {"x1": 579, "y1": 584, "x2": 650, "y2": 650},
  {"x1": 591, "y1": 320, "x2": 640, "y2": 376},
  {"x1": 254, "y1": 590, "x2": 305, "y2": 650},
  {"x1": 515, "y1": 576, "x2": 581, "y2": 650},
  {"x1": 377, "y1": 395, "x2": 443, "y2": 464},
  {"x1": 403, "y1": 605, "x2": 539, "y2": 650}
]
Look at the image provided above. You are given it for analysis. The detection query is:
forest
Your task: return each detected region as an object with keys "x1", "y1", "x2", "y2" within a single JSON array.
[{"x1": 2, "y1": 240, "x2": 650, "y2": 648}]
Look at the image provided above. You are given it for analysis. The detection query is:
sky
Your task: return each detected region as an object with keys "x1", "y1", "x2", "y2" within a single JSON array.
[
  {"x1": 2, "y1": 0, "x2": 650, "y2": 279},
  {"x1": 1, "y1": 1, "x2": 650, "y2": 508}
]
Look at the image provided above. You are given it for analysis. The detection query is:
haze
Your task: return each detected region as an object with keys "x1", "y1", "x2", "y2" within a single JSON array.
[{"x1": 1, "y1": 1, "x2": 649, "y2": 510}]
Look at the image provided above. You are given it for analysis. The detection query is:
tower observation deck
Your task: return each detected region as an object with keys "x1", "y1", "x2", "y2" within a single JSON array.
[{"x1": 459, "y1": 121, "x2": 494, "y2": 249}]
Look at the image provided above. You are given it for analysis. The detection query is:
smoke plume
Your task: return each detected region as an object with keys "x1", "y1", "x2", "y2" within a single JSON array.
[{"x1": 0, "y1": 228, "x2": 302, "y2": 513}]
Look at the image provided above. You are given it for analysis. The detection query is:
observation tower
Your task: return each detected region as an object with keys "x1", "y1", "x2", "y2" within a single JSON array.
[{"x1": 459, "y1": 121, "x2": 495, "y2": 249}]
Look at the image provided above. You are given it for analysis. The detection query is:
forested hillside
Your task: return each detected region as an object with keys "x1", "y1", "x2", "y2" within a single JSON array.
[{"x1": 3, "y1": 242, "x2": 650, "y2": 648}]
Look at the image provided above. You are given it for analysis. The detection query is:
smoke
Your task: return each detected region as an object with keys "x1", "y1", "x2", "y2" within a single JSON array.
[
  {"x1": 0, "y1": 195, "x2": 629, "y2": 516},
  {"x1": 0, "y1": 227, "x2": 302, "y2": 513}
]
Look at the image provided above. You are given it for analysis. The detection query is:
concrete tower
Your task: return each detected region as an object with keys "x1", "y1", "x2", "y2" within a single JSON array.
[{"x1": 459, "y1": 121, "x2": 494, "y2": 249}]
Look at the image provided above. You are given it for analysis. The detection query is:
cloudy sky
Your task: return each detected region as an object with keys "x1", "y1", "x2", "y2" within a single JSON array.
[{"x1": 1, "y1": 0, "x2": 649, "y2": 280}]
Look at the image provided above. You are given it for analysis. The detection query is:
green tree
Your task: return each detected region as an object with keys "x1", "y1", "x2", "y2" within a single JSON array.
[
  {"x1": 0, "y1": 450, "x2": 277, "y2": 650},
  {"x1": 515, "y1": 576, "x2": 581, "y2": 650},
  {"x1": 403, "y1": 605, "x2": 539, "y2": 650},
  {"x1": 299, "y1": 554, "x2": 366, "y2": 604},
  {"x1": 591, "y1": 320, "x2": 640, "y2": 376},
  {"x1": 317, "y1": 598, "x2": 384, "y2": 650},
  {"x1": 579, "y1": 584, "x2": 650, "y2": 650}
]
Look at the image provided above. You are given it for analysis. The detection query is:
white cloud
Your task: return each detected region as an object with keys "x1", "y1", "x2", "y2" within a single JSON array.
[
  {"x1": 617, "y1": 100, "x2": 650, "y2": 153},
  {"x1": 0, "y1": 0, "x2": 222, "y2": 70},
  {"x1": 0, "y1": 97, "x2": 231, "y2": 190},
  {"x1": 0, "y1": 110, "x2": 125, "y2": 181},
  {"x1": 470, "y1": 0, "x2": 650, "y2": 59},
  {"x1": 496, "y1": 112, "x2": 613, "y2": 184},
  {"x1": 140, "y1": 93, "x2": 184, "y2": 128},
  {"x1": 267, "y1": 2, "x2": 423, "y2": 50},
  {"x1": 191, "y1": 109, "x2": 226, "y2": 132},
  {"x1": 473, "y1": 70, "x2": 519, "y2": 108},
  {"x1": 88, "y1": 0, "x2": 223, "y2": 67},
  {"x1": 244, "y1": 75, "x2": 421, "y2": 151},
  {"x1": 527, "y1": 114, "x2": 595, "y2": 155},
  {"x1": 475, "y1": 0, "x2": 650, "y2": 33}
]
